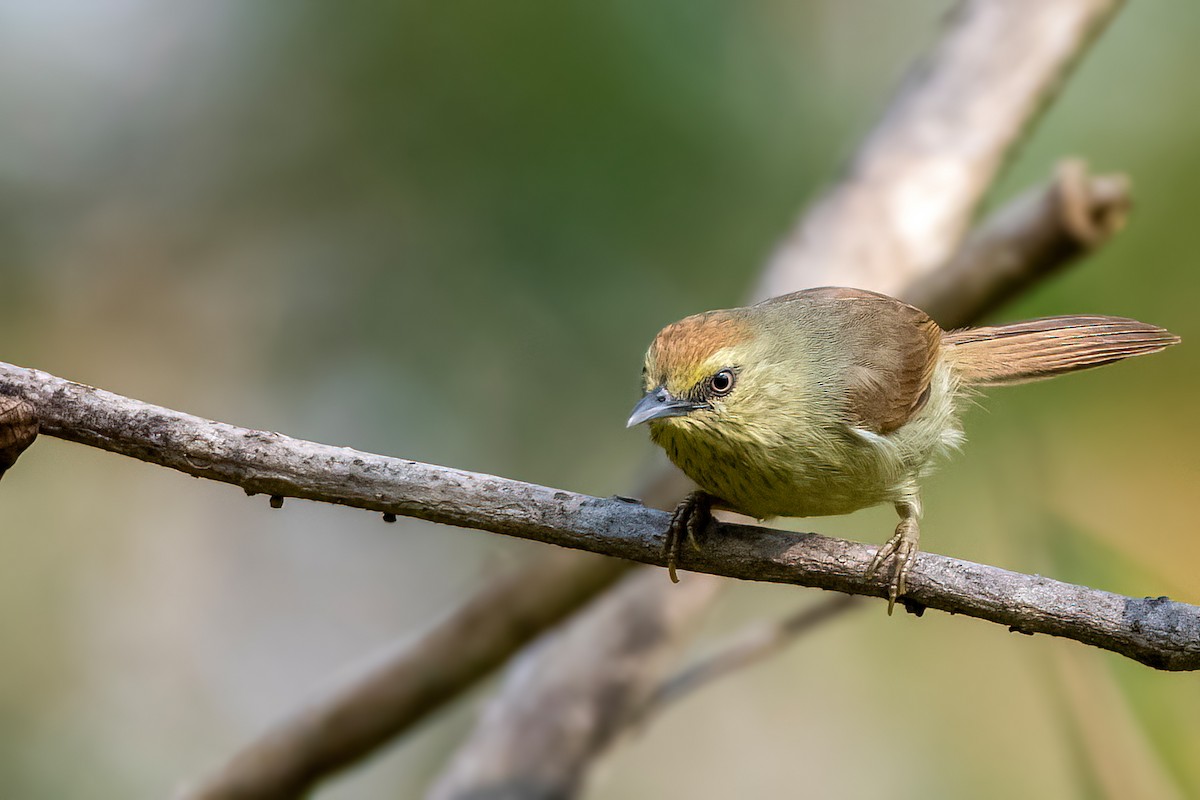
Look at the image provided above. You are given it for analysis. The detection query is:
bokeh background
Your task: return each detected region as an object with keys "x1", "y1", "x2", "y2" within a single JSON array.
[{"x1": 2, "y1": 1, "x2": 1197, "y2": 797}]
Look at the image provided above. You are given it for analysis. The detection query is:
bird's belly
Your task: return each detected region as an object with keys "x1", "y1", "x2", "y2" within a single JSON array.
[
  {"x1": 712, "y1": 463, "x2": 892, "y2": 519},
  {"x1": 658, "y1": 429, "x2": 898, "y2": 520}
]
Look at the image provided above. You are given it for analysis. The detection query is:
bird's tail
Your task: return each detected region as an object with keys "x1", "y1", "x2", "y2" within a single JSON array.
[{"x1": 944, "y1": 315, "x2": 1179, "y2": 387}]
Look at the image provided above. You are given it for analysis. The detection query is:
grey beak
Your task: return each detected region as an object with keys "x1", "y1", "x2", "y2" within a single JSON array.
[{"x1": 626, "y1": 387, "x2": 704, "y2": 428}]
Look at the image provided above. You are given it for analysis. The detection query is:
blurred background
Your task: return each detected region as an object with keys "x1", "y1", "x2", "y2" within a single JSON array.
[{"x1": 1, "y1": 1, "x2": 1197, "y2": 797}]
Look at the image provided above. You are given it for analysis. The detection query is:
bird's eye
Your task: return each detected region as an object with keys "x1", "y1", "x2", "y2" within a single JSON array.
[{"x1": 709, "y1": 369, "x2": 735, "y2": 396}]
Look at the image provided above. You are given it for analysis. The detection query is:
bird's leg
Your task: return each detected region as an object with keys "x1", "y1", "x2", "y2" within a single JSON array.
[
  {"x1": 865, "y1": 499, "x2": 922, "y2": 615},
  {"x1": 665, "y1": 490, "x2": 714, "y2": 583}
]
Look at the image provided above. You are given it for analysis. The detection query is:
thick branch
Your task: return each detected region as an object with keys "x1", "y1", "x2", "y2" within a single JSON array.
[
  {"x1": 0, "y1": 362, "x2": 640, "y2": 533},
  {"x1": 758, "y1": 0, "x2": 1121, "y2": 300},
  {"x1": 427, "y1": 569, "x2": 726, "y2": 800},
  {"x1": 180, "y1": 550, "x2": 626, "y2": 800},
  {"x1": 907, "y1": 159, "x2": 1131, "y2": 326},
  {"x1": 3, "y1": 361, "x2": 1194, "y2": 672}
]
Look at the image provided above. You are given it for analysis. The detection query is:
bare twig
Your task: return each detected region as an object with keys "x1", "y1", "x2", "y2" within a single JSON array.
[
  {"x1": 907, "y1": 159, "x2": 1131, "y2": 325},
  {"x1": 635, "y1": 594, "x2": 863, "y2": 725},
  {"x1": 0, "y1": 362, "x2": 698, "y2": 548}
]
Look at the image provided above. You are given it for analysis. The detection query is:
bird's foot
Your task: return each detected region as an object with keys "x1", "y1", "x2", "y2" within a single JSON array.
[
  {"x1": 665, "y1": 490, "x2": 713, "y2": 583},
  {"x1": 865, "y1": 516, "x2": 920, "y2": 615}
]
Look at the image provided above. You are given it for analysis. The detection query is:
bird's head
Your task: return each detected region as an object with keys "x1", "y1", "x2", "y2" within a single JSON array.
[{"x1": 627, "y1": 310, "x2": 759, "y2": 433}]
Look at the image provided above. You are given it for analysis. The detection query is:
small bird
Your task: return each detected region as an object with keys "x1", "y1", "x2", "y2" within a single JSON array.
[{"x1": 627, "y1": 287, "x2": 1179, "y2": 611}]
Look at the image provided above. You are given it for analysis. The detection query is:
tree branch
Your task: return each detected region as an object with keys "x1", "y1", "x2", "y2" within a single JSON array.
[
  {"x1": 3, "y1": 362, "x2": 1194, "y2": 673},
  {"x1": 0, "y1": 363, "x2": 676, "y2": 548},
  {"x1": 757, "y1": 0, "x2": 1122, "y2": 301},
  {"x1": 906, "y1": 159, "x2": 1131, "y2": 325},
  {"x1": 427, "y1": 567, "x2": 727, "y2": 800},
  {"x1": 179, "y1": 549, "x2": 627, "y2": 800},
  {"x1": 632, "y1": 594, "x2": 863, "y2": 727}
]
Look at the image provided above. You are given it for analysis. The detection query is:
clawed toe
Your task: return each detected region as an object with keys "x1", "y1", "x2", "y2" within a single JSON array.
[
  {"x1": 868, "y1": 516, "x2": 920, "y2": 615},
  {"x1": 665, "y1": 491, "x2": 713, "y2": 582}
]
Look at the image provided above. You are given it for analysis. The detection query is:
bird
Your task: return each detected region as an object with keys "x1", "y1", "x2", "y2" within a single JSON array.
[{"x1": 626, "y1": 286, "x2": 1179, "y2": 612}]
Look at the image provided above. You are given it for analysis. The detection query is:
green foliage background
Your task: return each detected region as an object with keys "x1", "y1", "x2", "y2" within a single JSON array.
[{"x1": 1, "y1": 2, "x2": 1197, "y2": 797}]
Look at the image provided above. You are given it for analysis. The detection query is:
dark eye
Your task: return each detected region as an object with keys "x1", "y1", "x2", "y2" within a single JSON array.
[{"x1": 709, "y1": 369, "x2": 735, "y2": 396}]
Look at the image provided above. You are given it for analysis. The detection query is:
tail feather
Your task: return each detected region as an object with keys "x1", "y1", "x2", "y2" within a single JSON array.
[{"x1": 945, "y1": 315, "x2": 1179, "y2": 386}]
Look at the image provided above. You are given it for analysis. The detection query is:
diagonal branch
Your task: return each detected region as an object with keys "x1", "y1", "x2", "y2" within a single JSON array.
[
  {"x1": 757, "y1": 0, "x2": 1122, "y2": 301},
  {"x1": 1, "y1": 361, "x2": 1195, "y2": 672},
  {"x1": 632, "y1": 594, "x2": 864, "y2": 727},
  {"x1": 180, "y1": 550, "x2": 628, "y2": 800},
  {"x1": 906, "y1": 159, "x2": 1132, "y2": 325}
]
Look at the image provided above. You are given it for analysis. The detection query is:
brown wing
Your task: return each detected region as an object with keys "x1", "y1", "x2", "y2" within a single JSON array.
[{"x1": 762, "y1": 287, "x2": 944, "y2": 435}]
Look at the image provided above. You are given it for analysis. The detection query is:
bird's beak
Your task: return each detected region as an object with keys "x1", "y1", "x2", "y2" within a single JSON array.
[{"x1": 626, "y1": 387, "x2": 705, "y2": 428}]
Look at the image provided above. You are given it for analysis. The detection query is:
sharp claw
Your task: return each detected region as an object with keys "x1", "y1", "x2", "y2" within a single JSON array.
[
  {"x1": 865, "y1": 545, "x2": 889, "y2": 579},
  {"x1": 869, "y1": 512, "x2": 920, "y2": 614},
  {"x1": 885, "y1": 556, "x2": 904, "y2": 615},
  {"x1": 662, "y1": 491, "x2": 712, "y2": 582},
  {"x1": 865, "y1": 539, "x2": 896, "y2": 580},
  {"x1": 667, "y1": 522, "x2": 683, "y2": 583},
  {"x1": 686, "y1": 513, "x2": 704, "y2": 552}
]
